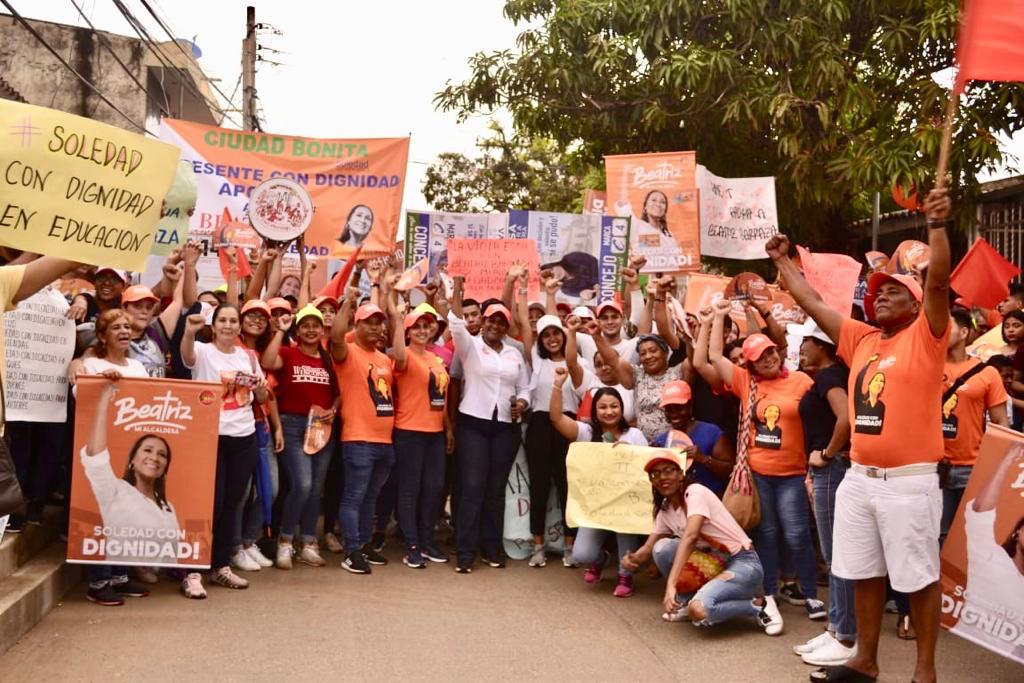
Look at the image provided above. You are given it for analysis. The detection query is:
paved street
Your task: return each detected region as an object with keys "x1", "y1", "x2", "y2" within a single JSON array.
[{"x1": 3, "y1": 545, "x2": 1019, "y2": 682}]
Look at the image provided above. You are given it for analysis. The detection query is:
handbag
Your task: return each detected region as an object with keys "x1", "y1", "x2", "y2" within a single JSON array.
[
  {"x1": 722, "y1": 375, "x2": 761, "y2": 530},
  {"x1": 0, "y1": 376, "x2": 25, "y2": 517},
  {"x1": 674, "y1": 545, "x2": 730, "y2": 594}
]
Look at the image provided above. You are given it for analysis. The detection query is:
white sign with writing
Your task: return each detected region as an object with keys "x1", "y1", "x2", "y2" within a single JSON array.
[
  {"x1": 3, "y1": 288, "x2": 74, "y2": 422},
  {"x1": 697, "y1": 166, "x2": 778, "y2": 260}
]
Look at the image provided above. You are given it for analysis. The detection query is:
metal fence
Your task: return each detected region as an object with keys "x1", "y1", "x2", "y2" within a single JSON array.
[{"x1": 980, "y1": 195, "x2": 1024, "y2": 279}]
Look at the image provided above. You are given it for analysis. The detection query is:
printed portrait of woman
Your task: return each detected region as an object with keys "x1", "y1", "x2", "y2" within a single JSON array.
[
  {"x1": 541, "y1": 251, "x2": 600, "y2": 300},
  {"x1": 640, "y1": 190, "x2": 670, "y2": 238},
  {"x1": 339, "y1": 204, "x2": 375, "y2": 247}
]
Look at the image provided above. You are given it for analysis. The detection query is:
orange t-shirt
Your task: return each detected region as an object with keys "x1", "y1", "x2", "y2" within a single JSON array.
[
  {"x1": 838, "y1": 314, "x2": 949, "y2": 468},
  {"x1": 728, "y1": 364, "x2": 812, "y2": 477},
  {"x1": 335, "y1": 342, "x2": 394, "y2": 444},
  {"x1": 394, "y1": 348, "x2": 449, "y2": 433},
  {"x1": 941, "y1": 360, "x2": 1008, "y2": 465}
]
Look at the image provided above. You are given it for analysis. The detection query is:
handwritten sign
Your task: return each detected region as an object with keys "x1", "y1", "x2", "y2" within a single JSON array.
[
  {"x1": 447, "y1": 238, "x2": 540, "y2": 301},
  {"x1": 3, "y1": 288, "x2": 75, "y2": 422},
  {"x1": 797, "y1": 246, "x2": 863, "y2": 316},
  {"x1": 566, "y1": 442, "x2": 662, "y2": 535},
  {"x1": 503, "y1": 444, "x2": 566, "y2": 559},
  {"x1": 0, "y1": 100, "x2": 181, "y2": 270},
  {"x1": 697, "y1": 166, "x2": 778, "y2": 260}
]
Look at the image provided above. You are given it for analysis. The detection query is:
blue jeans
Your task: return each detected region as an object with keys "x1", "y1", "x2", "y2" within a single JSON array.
[
  {"x1": 654, "y1": 539, "x2": 764, "y2": 626},
  {"x1": 454, "y1": 412, "x2": 520, "y2": 564},
  {"x1": 338, "y1": 441, "x2": 395, "y2": 552},
  {"x1": 394, "y1": 429, "x2": 445, "y2": 548},
  {"x1": 572, "y1": 527, "x2": 643, "y2": 575},
  {"x1": 279, "y1": 414, "x2": 332, "y2": 543},
  {"x1": 240, "y1": 421, "x2": 279, "y2": 545},
  {"x1": 811, "y1": 458, "x2": 857, "y2": 642},
  {"x1": 752, "y1": 472, "x2": 817, "y2": 598},
  {"x1": 940, "y1": 465, "x2": 972, "y2": 547}
]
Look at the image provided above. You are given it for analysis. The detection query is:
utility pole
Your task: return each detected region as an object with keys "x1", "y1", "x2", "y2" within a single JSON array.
[{"x1": 241, "y1": 5, "x2": 256, "y2": 131}]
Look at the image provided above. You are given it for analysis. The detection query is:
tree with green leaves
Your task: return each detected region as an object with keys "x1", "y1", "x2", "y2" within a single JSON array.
[{"x1": 436, "y1": 0, "x2": 1024, "y2": 249}]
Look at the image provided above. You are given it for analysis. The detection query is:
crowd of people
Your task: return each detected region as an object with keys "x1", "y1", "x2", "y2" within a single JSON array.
[{"x1": 4, "y1": 186, "x2": 1023, "y2": 683}]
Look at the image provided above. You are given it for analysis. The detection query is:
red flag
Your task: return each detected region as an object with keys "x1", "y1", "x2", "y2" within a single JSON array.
[
  {"x1": 950, "y1": 238, "x2": 1021, "y2": 309},
  {"x1": 953, "y1": 0, "x2": 1024, "y2": 95},
  {"x1": 317, "y1": 245, "x2": 362, "y2": 300}
]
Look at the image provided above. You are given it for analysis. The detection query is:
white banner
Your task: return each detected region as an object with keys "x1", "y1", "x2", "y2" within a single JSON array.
[
  {"x1": 697, "y1": 166, "x2": 778, "y2": 260},
  {"x1": 3, "y1": 288, "x2": 75, "y2": 422}
]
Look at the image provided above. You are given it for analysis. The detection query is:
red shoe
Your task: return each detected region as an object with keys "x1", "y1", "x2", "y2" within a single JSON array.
[{"x1": 613, "y1": 574, "x2": 634, "y2": 598}]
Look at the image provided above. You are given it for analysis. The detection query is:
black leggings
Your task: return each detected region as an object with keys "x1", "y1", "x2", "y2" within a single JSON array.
[
  {"x1": 212, "y1": 433, "x2": 259, "y2": 570},
  {"x1": 524, "y1": 411, "x2": 574, "y2": 539}
]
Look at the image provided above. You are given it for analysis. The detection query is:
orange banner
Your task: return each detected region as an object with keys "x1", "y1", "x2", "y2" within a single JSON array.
[
  {"x1": 604, "y1": 152, "x2": 700, "y2": 272},
  {"x1": 940, "y1": 425, "x2": 1024, "y2": 664},
  {"x1": 447, "y1": 238, "x2": 540, "y2": 302},
  {"x1": 67, "y1": 376, "x2": 221, "y2": 569},
  {"x1": 683, "y1": 273, "x2": 805, "y2": 333},
  {"x1": 159, "y1": 119, "x2": 409, "y2": 261}
]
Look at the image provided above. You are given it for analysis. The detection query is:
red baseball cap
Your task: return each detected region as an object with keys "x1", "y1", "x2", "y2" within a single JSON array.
[
  {"x1": 241, "y1": 299, "x2": 272, "y2": 318},
  {"x1": 659, "y1": 380, "x2": 693, "y2": 407},
  {"x1": 483, "y1": 303, "x2": 512, "y2": 324},
  {"x1": 643, "y1": 449, "x2": 690, "y2": 473},
  {"x1": 121, "y1": 285, "x2": 158, "y2": 305},
  {"x1": 864, "y1": 272, "x2": 923, "y2": 320},
  {"x1": 596, "y1": 300, "x2": 623, "y2": 316},
  {"x1": 741, "y1": 333, "x2": 777, "y2": 362},
  {"x1": 354, "y1": 303, "x2": 387, "y2": 323}
]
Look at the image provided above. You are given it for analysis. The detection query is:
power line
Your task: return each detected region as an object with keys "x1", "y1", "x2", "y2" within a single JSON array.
[
  {"x1": 0, "y1": 0, "x2": 153, "y2": 133},
  {"x1": 67, "y1": 0, "x2": 170, "y2": 119}
]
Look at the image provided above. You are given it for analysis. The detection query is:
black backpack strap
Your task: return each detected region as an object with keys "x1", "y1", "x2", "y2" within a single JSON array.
[{"x1": 942, "y1": 361, "x2": 987, "y2": 403}]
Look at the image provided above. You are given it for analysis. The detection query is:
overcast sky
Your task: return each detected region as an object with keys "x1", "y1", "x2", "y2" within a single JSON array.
[{"x1": 18, "y1": 1, "x2": 1024, "y2": 213}]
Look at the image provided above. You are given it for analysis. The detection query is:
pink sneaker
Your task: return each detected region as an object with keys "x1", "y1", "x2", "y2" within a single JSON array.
[
  {"x1": 613, "y1": 574, "x2": 634, "y2": 598},
  {"x1": 584, "y1": 563, "x2": 603, "y2": 584}
]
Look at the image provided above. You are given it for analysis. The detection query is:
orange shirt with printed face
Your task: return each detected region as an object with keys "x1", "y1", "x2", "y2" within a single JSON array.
[
  {"x1": 941, "y1": 360, "x2": 1008, "y2": 465},
  {"x1": 394, "y1": 348, "x2": 449, "y2": 433},
  {"x1": 838, "y1": 314, "x2": 949, "y2": 468},
  {"x1": 728, "y1": 364, "x2": 813, "y2": 477},
  {"x1": 335, "y1": 342, "x2": 394, "y2": 444}
]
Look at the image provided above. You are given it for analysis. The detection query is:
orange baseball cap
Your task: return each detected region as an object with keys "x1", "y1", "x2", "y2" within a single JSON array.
[
  {"x1": 241, "y1": 299, "x2": 272, "y2": 317},
  {"x1": 267, "y1": 297, "x2": 292, "y2": 314},
  {"x1": 659, "y1": 380, "x2": 693, "y2": 407},
  {"x1": 403, "y1": 310, "x2": 435, "y2": 330},
  {"x1": 354, "y1": 303, "x2": 386, "y2": 322},
  {"x1": 596, "y1": 300, "x2": 623, "y2": 316},
  {"x1": 864, "y1": 272, "x2": 923, "y2": 320},
  {"x1": 483, "y1": 303, "x2": 512, "y2": 323},
  {"x1": 313, "y1": 295, "x2": 339, "y2": 311},
  {"x1": 121, "y1": 285, "x2": 158, "y2": 305},
  {"x1": 643, "y1": 449, "x2": 690, "y2": 473},
  {"x1": 741, "y1": 333, "x2": 777, "y2": 362}
]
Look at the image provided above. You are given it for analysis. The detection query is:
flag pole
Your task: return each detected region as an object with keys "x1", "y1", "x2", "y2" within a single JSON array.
[{"x1": 935, "y1": 89, "x2": 958, "y2": 190}]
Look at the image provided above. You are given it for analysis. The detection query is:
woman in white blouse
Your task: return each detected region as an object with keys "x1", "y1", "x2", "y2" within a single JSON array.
[{"x1": 448, "y1": 275, "x2": 530, "y2": 574}]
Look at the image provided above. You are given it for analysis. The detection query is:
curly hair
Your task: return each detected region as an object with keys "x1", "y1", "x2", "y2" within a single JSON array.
[{"x1": 93, "y1": 309, "x2": 133, "y2": 359}]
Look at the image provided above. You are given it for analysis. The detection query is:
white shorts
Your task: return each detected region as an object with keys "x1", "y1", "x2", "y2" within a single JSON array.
[{"x1": 831, "y1": 468, "x2": 941, "y2": 593}]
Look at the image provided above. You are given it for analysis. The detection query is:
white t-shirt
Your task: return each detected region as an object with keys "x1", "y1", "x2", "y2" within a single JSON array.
[
  {"x1": 951, "y1": 503, "x2": 1024, "y2": 658},
  {"x1": 575, "y1": 334, "x2": 639, "y2": 372},
  {"x1": 577, "y1": 369, "x2": 635, "y2": 423},
  {"x1": 81, "y1": 447, "x2": 181, "y2": 564},
  {"x1": 75, "y1": 357, "x2": 149, "y2": 397},
  {"x1": 575, "y1": 422, "x2": 647, "y2": 446},
  {"x1": 186, "y1": 342, "x2": 263, "y2": 437},
  {"x1": 530, "y1": 348, "x2": 581, "y2": 414}
]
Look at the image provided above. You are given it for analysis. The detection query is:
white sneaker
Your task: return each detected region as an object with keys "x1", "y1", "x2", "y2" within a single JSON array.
[
  {"x1": 276, "y1": 542, "x2": 294, "y2": 570},
  {"x1": 802, "y1": 639, "x2": 856, "y2": 666},
  {"x1": 180, "y1": 572, "x2": 206, "y2": 599},
  {"x1": 562, "y1": 549, "x2": 580, "y2": 568},
  {"x1": 793, "y1": 631, "x2": 835, "y2": 656},
  {"x1": 528, "y1": 544, "x2": 547, "y2": 568},
  {"x1": 231, "y1": 547, "x2": 261, "y2": 572},
  {"x1": 244, "y1": 544, "x2": 273, "y2": 569},
  {"x1": 757, "y1": 595, "x2": 784, "y2": 636},
  {"x1": 297, "y1": 543, "x2": 326, "y2": 567}
]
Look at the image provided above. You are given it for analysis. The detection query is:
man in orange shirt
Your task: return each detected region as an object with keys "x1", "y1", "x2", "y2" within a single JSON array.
[
  {"x1": 766, "y1": 187, "x2": 951, "y2": 683},
  {"x1": 331, "y1": 285, "x2": 399, "y2": 575},
  {"x1": 940, "y1": 308, "x2": 1008, "y2": 544}
]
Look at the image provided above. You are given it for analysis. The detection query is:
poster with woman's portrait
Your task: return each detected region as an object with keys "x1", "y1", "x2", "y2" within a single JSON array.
[
  {"x1": 605, "y1": 152, "x2": 700, "y2": 273},
  {"x1": 941, "y1": 424, "x2": 1024, "y2": 665},
  {"x1": 67, "y1": 376, "x2": 221, "y2": 569}
]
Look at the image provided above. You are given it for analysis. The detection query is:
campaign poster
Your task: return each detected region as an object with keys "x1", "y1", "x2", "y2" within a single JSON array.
[
  {"x1": 682, "y1": 273, "x2": 806, "y2": 334},
  {"x1": 404, "y1": 210, "x2": 510, "y2": 276},
  {"x1": 67, "y1": 376, "x2": 220, "y2": 569},
  {"x1": 508, "y1": 211, "x2": 631, "y2": 305},
  {"x1": 604, "y1": 151, "x2": 700, "y2": 273},
  {"x1": 159, "y1": 119, "x2": 409, "y2": 262},
  {"x1": 940, "y1": 425, "x2": 1024, "y2": 664}
]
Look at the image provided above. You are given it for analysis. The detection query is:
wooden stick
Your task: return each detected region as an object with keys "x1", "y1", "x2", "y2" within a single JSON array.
[{"x1": 935, "y1": 89, "x2": 959, "y2": 189}]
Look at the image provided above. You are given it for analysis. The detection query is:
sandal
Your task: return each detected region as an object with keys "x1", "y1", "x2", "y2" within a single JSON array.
[
  {"x1": 897, "y1": 614, "x2": 917, "y2": 640},
  {"x1": 809, "y1": 665, "x2": 877, "y2": 682}
]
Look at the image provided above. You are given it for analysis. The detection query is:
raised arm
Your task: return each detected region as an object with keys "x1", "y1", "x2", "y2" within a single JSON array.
[
  {"x1": 652, "y1": 277, "x2": 681, "y2": 350},
  {"x1": 517, "y1": 274, "x2": 534, "y2": 363},
  {"x1": 921, "y1": 188, "x2": 952, "y2": 338},
  {"x1": 331, "y1": 286, "x2": 359, "y2": 364},
  {"x1": 261, "y1": 312, "x2": 293, "y2": 371},
  {"x1": 765, "y1": 234, "x2": 842, "y2": 343},
  {"x1": 157, "y1": 261, "x2": 185, "y2": 333},
  {"x1": 180, "y1": 313, "x2": 205, "y2": 368},
  {"x1": 708, "y1": 300, "x2": 738, "y2": 386},
  {"x1": 296, "y1": 240, "x2": 312, "y2": 310},
  {"x1": 563, "y1": 316, "x2": 585, "y2": 388},
  {"x1": 14, "y1": 256, "x2": 81, "y2": 304},
  {"x1": 973, "y1": 443, "x2": 1023, "y2": 513},
  {"x1": 387, "y1": 283, "x2": 407, "y2": 373},
  {"x1": 549, "y1": 367, "x2": 580, "y2": 441},
  {"x1": 86, "y1": 379, "x2": 117, "y2": 456},
  {"x1": 692, "y1": 306, "x2": 725, "y2": 387},
  {"x1": 181, "y1": 241, "x2": 201, "y2": 308}
]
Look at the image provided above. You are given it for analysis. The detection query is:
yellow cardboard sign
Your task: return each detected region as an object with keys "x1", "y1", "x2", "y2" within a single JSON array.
[
  {"x1": 0, "y1": 100, "x2": 180, "y2": 271},
  {"x1": 567, "y1": 442, "x2": 686, "y2": 535}
]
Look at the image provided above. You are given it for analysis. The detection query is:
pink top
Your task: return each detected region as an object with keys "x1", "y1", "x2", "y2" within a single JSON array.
[
  {"x1": 427, "y1": 343, "x2": 453, "y2": 369},
  {"x1": 653, "y1": 483, "x2": 752, "y2": 556}
]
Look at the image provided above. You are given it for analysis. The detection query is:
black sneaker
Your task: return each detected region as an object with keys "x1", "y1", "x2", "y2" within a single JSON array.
[
  {"x1": 778, "y1": 582, "x2": 806, "y2": 606},
  {"x1": 342, "y1": 551, "x2": 371, "y2": 574},
  {"x1": 422, "y1": 544, "x2": 449, "y2": 563},
  {"x1": 403, "y1": 545, "x2": 426, "y2": 569},
  {"x1": 370, "y1": 531, "x2": 386, "y2": 553},
  {"x1": 805, "y1": 598, "x2": 827, "y2": 620},
  {"x1": 113, "y1": 580, "x2": 150, "y2": 598},
  {"x1": 454, "y1": 562, "x2": 472, "y2": 574},
  {"x1": 361, "y1": 544, "x2": 388, "y2": 566},
  {"x1": 87, "y1": 584, "x2": 125, "y2": 606},
  {"x1": 480, "y1": 555, "x2": 506, "y2": 568}
]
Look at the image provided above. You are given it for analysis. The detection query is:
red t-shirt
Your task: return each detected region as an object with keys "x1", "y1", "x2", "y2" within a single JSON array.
[{"x1": 274, "y1": 345, "x2": 334, "y2": 416}]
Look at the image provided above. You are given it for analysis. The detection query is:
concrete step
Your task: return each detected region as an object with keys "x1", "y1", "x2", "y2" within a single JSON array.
[
  {"x1": 0, "y1": 542, "x2": 80, "y2": 655},
  {"x1": 0, "y1": 505, "x2": 64, "y2": 582}
]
